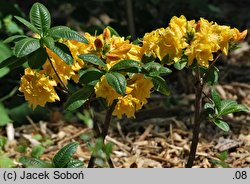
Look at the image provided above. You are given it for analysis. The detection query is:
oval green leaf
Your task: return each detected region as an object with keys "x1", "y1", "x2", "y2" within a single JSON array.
[
  {"x1": 30, "y1": 2, "x2": 51, "y2": 34},
  {"x1": 79, "y1": 68, "x2": 104, "y2": 85},
  {"x1": 67, "y1": 159, "x2": 84, "y2": 168},
  {"x1": 150, "y1": 76, "x2": 170, "y2": 96},
  {"x1": 19, "y1": 157, "x2": 52, "y2": 168},
  {"x1": 14, "y1": 16, "x2": 40, "y2": 34},
  {"x1": 41, "y1": 36, "x2": 55, "y2": 48},
  {"x1": 52, "y1": 142, "x2": 79, "y2": 168},
  {"x1": 3, "y1": 35, "x2": 28, "y2": 44},
  {"x1": 105, "y1": 72, "x2": 126, "y2": 96},
  {"x1": 28, "y1": 47, "x2": 47, "y2": 69},
  {"x1": 79, "y1": 54, "x2": 106, "y2": 69},
  {"x1": 47, "y1": 45, "x2": 73, "y2": 65},
  {"x1": 48, "y1": 28, "x2": 88, "y2": 44},
  {"x1": 13, "y1": 38, "x2": 40, "y2": 57},
  {"x1": 219, "y1": 100, "x2": 249, "y2": 116},
  {"x1": 213, "y1": 119, "x2": 230, "y2": 132},
  {"x1": 64, "y1": 86, "x2": 93, "y2": 111},
  {"x1": 211, "y1": 88, "x2": 221, "y2": 113},
  {"x1": 143, "y1": 62, "x2": 172, "y2": 76},
  {"x1": 110, "y1": 59, "x2": 141, "y2": 72}
]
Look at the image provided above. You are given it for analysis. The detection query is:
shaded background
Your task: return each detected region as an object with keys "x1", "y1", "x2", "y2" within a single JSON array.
[{"x1": 1, "y1": 0, "x2": 250, "y2": 39}]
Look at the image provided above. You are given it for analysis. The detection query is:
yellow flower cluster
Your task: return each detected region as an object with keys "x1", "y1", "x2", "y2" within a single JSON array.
[
  {"x1": 142, "y1": 15, "x2": 247, "y2": 67},
  {"x1": 19, "y1": 17, "x2": 246, "y2": 117},
  {"x1": 68, "y1": 28, "x2": 153, "y2": 118},
  {"x1": 19, "y1": 28, "x2": 153, "y2": 118},
  {"x1": 95, "y1": 74, "x2": 153, "y2": 118},
  {"x1": 19, "y1": 68, "x2": 60, "y2": 109}
]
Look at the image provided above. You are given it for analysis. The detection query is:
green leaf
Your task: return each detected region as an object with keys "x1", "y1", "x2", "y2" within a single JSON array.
[
  {"x1": 150, "y1": 76, "x2": 170, "y2": 96},
  {"x1": 110, "y1": 59, "x2": 141, "y2": 73},
  {"x1": 64, "y1": 86, "x2": 93, "y2": 111},
  {"x1": 104, "y1": 143, "x2": 113, "y2": 158},
  {"x1": 213, "y1": 119, "x2": 230, "y2": 132},
  {"x1": 204, "y1": 102, "x2": 215, "y2": 115},
  {"x1": 0, "y1": 67, "x2": 10, "y2": 78},
  {"x1": 0, "y1": 136, "x2": 7, "y2": 149},
  {"x1": 79, "y1": 54, "x2": 106, "y2": 69},
  {"x1": 107, "y1": 26, "x2": 119, "y2": 36},
  {"x1": 173, "y1": 58, "x2": 187, "y2": 70},
  {"x1": 79, "y1": 68, "x2": 104, "y2": 85},
  {"x1": 206, "y1": 66, "x2": 219, "y2": 85},
  {"x1": 142, "y1": 53, "x2": 155, "y2": 63},
  {"x1": 3, "y1": 35, "x2": 27, "y2": 44},
  {"x1": 54, "y1": 42, "x2": 73, "y2": 59},
  {"x1": 31, "y1": 145, "x2": 45, "y2": 158},
  {"x1": 48, "y1": 27, "x2": 88, "y2": 44},
  {"x1": 47, "y1": 45, "x2": 73, "y2": 65},
  {"x1": 14, "y1": 16, "x2": 40, "y2": 34},
  {"x1": 0, "y1": 103, "x2": 12, "y2": 126},
  {"x1": 0, "y1": 156, "x2": 15, "y2": 168},
  {"x1": 28, "y1": 47, "x2": 47, "y2": 69},
  {"x1": 40, "y1": 36, "x2": 55, "y2": 48},
  {"x1": 219, "y1": 100, "x2": 249, "y2": 116},
  {"x1": 143, "y1": 62, "x2": 172, "y2": 76},
  {"x1": 19, "y1": 157, "x2": 52, "y2": 168},
  {"x1": 218, "y1": 150, "x2": 229, "y2": 161},
  {"x1": 52, "y1": 142, "x2": 79, "y2": 168},
  {"x1": 0, "y1": 56, "x2": 27, "y2": 70},
  {"x1": 105, "y1": 72, "x2": 126, "y2": 96},
  {"x1": 67, "y1": 159, "x2": 84, "y2": 168},
  {"x1": 13, "y1": 37, "x2": 40, "y2": 57},
  {"x1": 211, "y1": 88, "x2": 221, "y2": 113},
  {"x1": 29, "y1": 2, "x2": 51, "y2": 34}
]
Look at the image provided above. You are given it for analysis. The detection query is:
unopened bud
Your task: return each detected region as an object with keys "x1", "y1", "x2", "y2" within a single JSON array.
[
  {"x1": 94, "y1": 38, "x2": 103, "y2": 49},
  {"x1": 103, "y1": 28, "x2": 111, "y2": 40}
]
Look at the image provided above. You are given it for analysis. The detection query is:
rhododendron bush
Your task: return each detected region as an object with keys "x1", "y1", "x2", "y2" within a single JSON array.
[{"x1": 1, "y1": 2, "x2": 248, "y2": 168}]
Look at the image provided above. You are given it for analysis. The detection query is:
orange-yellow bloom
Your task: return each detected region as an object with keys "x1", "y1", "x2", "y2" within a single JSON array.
[
  {"x1": 19, "y1": 68, "x2": 60, "y2": 109},
  {"x1": 94, "y1": 75, "x2": 121, "y2": 105},
  {"x1": 43, "y1": 48, "x2": 75, "y2": 85},
  {"x1": 112, "y1": 94, "x2": 140, "y2": 118}
]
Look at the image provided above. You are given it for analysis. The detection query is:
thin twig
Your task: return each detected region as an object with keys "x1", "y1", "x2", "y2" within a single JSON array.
[
  {"x1": 47, "y1": 56, "x2": 70, "y2": 94},
  {"x1": 202, "y1": 91, "x2": 213, "y2": 103}
]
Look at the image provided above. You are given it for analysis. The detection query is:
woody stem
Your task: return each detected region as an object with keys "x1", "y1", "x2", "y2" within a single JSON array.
[{"x1": 88, "y1": 100, "x2": 117, "y2": 168}]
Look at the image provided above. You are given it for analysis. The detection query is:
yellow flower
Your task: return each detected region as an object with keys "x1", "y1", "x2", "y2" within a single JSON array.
[
  {"x1": 112, "y1": 74, "x2": 153, "y2": 119},
  {"x1": 142, "y1": 28, "x2": 165, "y2": 58},
  {"x1": 112, "y1": 94, "x2": 140, "y2": 118},
  {"x1": 64, "y1": 40, "x2": 85, "y2": 70},
  {"x1": 142, "y1": 16, "x2": 189, "y2": 62},
  {"x1": 232, "y1": 28, "x2": 247, "y2": 42},
  {"x1": 126, "y1": 44, "x2": 143, "y2": 61},
  {"x1": 129, "y1": 74, "x2": 153, "y2": 104},
  {"x1": 43, "y1": 48, "x2": 75, "y2": 85},
  {"x1": 185, "y1": 18, "x2": 220, "y2": 67},
  {"x1": 19, "y1": 68, "x2": 60, "y2": 110},
  {"x1": 94, "y1": 75, "x2": 121, "y2": 105}
]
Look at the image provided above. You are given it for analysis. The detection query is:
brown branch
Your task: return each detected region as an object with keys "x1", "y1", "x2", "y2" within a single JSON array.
[
  {"x1": 88, "y1": 100, "x2": 118, "y2": 168},
  {"x1": 186, "y1": 68, "x2": 204, "y2": 168},
  {"x1": 47, "y1": 56, "x2": 70, "y2": 94}
]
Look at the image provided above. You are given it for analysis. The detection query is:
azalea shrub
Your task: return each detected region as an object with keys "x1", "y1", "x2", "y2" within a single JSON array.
[{"x1": 1, "y1": 2, "x2": 248, "y2": 168}]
